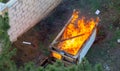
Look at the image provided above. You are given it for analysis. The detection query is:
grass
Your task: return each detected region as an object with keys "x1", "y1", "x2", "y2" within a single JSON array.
[
  {"x1": 0, "y1": 13, "x2": 9, "y2": 41},
  {"x1": 0, "y1": 0, "x2": 119, "y2": 70},
  {"x1": 112, "y1": 0, "x2": 120, "y2": 12},
  {"x1": 0, "y1": 0, "x2": 9, "y2": 3},
  {"x1": 30, "y1": 0, "x2": 120, "y2": 70}
]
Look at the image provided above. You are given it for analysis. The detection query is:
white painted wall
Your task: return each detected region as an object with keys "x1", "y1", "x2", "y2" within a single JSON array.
[{"x1": 78, "y1": 29, "x2": 97, "y2": 63}]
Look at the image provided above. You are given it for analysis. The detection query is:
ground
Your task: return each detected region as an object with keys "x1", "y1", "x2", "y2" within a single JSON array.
[{"x1": 13, "y1": 0, "x2": 120, "y2": 71}]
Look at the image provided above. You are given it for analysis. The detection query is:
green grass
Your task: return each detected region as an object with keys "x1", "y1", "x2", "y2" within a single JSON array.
[
  {"x1": 0, "y1": 0, "x2": 8, "y2": 3},
  {"x1": 107, "y1": 28, "x2": 120, "y2": 48},
  {"x1": 64, "y1": 0, "x2": 102, "y2": 11},
  {"x1": 112, "y1": 0, "x2": 120, "y2": 12},
  {"x1": 0, "y1": 13, "x2": 10, "y2": 41}
]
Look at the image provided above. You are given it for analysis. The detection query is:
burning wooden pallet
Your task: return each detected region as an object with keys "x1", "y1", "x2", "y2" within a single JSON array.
[{"x1": 49, "y1": 10, "x2": 99, "y2": 65}]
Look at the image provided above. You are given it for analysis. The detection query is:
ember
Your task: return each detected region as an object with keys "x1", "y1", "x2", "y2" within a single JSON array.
[
  {"x1": 57, "y1": 10, "x2": 99, "y2": 55},
  {"x1": 52, "y1": 52, "x2": 62, "y2": 59}
]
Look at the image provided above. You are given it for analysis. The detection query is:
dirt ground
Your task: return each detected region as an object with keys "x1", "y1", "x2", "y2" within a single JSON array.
[{"x1": 13, "y1": 0, "x2": 120, "y2": 71}]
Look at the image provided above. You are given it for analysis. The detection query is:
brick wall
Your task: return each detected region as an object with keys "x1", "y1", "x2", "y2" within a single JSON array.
[{"x1": 0, "y1": 0, "x2": 61, "y2": 42}]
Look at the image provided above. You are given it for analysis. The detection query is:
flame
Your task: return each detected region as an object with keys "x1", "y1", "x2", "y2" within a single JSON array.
[
  {"x1": 57, "y1": 10, "x2": 99, "y2": 56},
  {"x1": 52, "y1": 52, "x2": 62, "y2": 59}
]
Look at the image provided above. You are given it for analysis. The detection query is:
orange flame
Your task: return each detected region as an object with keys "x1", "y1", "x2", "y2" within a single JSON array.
[
  {"x1": 52, "y1": 52, "x2": 62, "y2": 59},
  {"x1": 57, "y1": 10, "x2": 99, "y2": 56}
]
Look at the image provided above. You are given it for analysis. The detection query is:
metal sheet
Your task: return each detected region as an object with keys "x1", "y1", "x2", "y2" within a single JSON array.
[{"x1": 78, "y1": 28, "x2": 96, "y2": 63}]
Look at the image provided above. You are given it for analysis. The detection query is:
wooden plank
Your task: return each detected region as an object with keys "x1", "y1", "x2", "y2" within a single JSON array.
[
  {"x1": 51, "y1": 15, "x2": 74, "y2": 46},
  {"x1": 55, "y1": 32, "x2": 90, "y2": 44},
  {"x1": 51, "y1": 9, "x2": 80, "y2": 46}
]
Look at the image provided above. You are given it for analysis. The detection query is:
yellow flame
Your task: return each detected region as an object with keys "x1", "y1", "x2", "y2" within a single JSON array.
[
  {"x1": 52, "y1": 52, "x2": 62, "y2": 59},
  {"x1": 58, "y1": 10, "x2": 99, "y2": 55}
]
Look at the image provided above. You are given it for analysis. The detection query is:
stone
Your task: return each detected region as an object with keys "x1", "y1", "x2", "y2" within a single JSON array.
[
  {"x1": 117, "y1": 39, "x2": 120, "y2": 43},
  {"x1": 104, "y1": 63, "x2": 110, "y2": 71}
]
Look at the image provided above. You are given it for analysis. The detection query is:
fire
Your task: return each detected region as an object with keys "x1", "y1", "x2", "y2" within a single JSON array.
[
  {"x1": 57, "y1": 10, "x2": 99, "y2": 55},
  {"x1": 52, "y1": 52, "x2": 62, "y2": 59}
]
